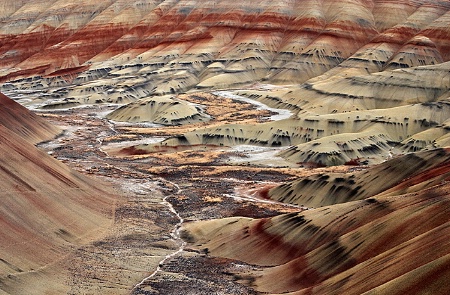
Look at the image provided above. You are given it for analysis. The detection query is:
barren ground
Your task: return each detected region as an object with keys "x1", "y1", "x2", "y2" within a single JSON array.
[{"x1": 36, "y1": 101, "x2": 352, "y2": 294}]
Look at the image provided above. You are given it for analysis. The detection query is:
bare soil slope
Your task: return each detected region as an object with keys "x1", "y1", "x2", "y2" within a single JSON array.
[
  {"x1": 2, "y1": 0, "x2": 450, "y2": 166},
  {"x1": 0, "y1": 94, "x2": 116, "y2": 294},
  {"x1": 183, "y1": 150, "x2": 450, "y2": 294},
  {"x1": 269, "y1": 148, "x2": 450, "y2": 207}
]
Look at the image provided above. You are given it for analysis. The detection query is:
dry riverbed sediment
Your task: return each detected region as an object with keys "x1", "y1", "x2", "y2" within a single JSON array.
[{"x1": 33, "y1": 96, "x2": 350, "y2": 294}]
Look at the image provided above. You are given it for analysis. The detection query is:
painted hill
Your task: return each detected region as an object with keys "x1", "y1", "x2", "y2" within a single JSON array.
[
  {"x1": 269, "y1": 148, "x2": 450, "y2": 207},
  {"x1": 183, "y1": 149, "x2": 450, "y2": 294},
  {"x1": 106, "y1": 95, "x2": 210, "y2": 125},
  {"x1": 1, "y1": 0, "x2": 450, "y2": 88},
  {"x1": 0, "y1": 92, "x2": 59, "y2": 143},
  {"x1": 2, "y1": 0, "x2": 447, "y2": 165},
  {"x1": 121, "y1": 99, "x2": 450, "y2": 166},
  {"x1": 0, "y1": 94, "x2": 116, "y2": 293},
  {"x1": 1, "y1": 1, "x2": 450, "y2": 293}
]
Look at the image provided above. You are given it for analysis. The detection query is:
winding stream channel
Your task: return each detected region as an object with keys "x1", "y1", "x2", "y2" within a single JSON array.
[
  {"x1": 34, "y1": 90, "x2": 302, "y2": 293},
  {"x1": 213, "y1": 90, "x2": 293, "y2": 121},
  {"x1": 132, "y1": 182, "x2": 186, "y2": 290}
]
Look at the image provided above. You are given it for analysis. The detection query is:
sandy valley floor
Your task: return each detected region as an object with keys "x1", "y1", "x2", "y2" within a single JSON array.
[{"x1": 33, "y1": 99, "x2": 347, "y2": 294}]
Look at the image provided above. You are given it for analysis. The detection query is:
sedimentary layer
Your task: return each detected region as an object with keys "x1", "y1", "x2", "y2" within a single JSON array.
[
  {"x1": 2, "y1": 0, "x2": 450, "y2": 165},
  {"x1": 0, "y1": 94, "x2": 116, "y2": 293},
  {"x1": 106, "y1": 95, "x2": 210, "y2": 125},
  {"x1": 183, "y1": 150, "x2": 450, "y2": 294},
  {"x1": 269, "y1": 148, "x2": 450, "y2": 207},
  {"x1": 1, "y1": 0, "x2": 450, "y2": 93}
]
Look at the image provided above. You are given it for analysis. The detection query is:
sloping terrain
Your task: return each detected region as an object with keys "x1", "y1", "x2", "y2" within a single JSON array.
[
  {"x1": 0, "y1": 94, "x2": 116, "y2": 293},
  {"x1": 4, "y1": 0, "x2": 449, "y2": 165},
  {"x1": 269, "y1": 148, "x2": 450, "y2": 207},
  {"x1": 1, "y1": 1, "x2": 450, "y2": 294},
  {"x1": 124, "y1": 99, "x2": 450, "y2": 165},
  {"x1": 106, "y1": 95, "x2": 210, "y2": 125},
  {"x1": 183, "y1": 150, "x2": 450, "y2": 294},
  {"x1": 1, "y1": 0, "x2": 450, "y2": 87},
  {"x1": 0, "y1": 92, "x2": 59, "y2": 143}
]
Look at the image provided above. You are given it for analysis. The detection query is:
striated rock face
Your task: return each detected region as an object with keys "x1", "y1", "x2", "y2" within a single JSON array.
[
  {"x1": 0, "y1": 93, "x2": 115, "y2": 292},
  {"x1": 1, "y1": 1, "x2": 450, "y2": 293},
  {"x1": 0, "y1": 0, "x2": 448, "y2": 87},
  {"x1": 2, "y1": 0, "x2": 450, "y2": 165},
  {"x1": 183, "y1": 149, "x2": 450, "y2": 294}
]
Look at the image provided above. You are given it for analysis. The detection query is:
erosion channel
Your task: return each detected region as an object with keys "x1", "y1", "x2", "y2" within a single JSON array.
[{"x1": 33, "y1": 92, "x2": 346, "y2": 294}]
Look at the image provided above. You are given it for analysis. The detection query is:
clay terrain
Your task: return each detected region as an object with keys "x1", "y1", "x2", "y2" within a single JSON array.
[{"x1": 1, "y1": 0, "x2": 450, "y2": 294}]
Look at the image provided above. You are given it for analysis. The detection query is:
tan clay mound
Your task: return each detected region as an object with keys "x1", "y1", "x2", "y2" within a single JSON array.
[
  {"x1": 269, "y1": 148, "x2": 450, "y2": 207},
  {"x1": 277, "y1": 99, "x2": 450, "y2": 166},
  {"x1": 2, "y1": 0, "x2": 450, "y2": 166},
  {"x1": 106, "y1": 95, "x2": 210, "y2": 125},
  {"x1": 118, "y1": 99, "x2": 450, "y2": 166},
  {"x1": 275, "y1": 62, "x2": 450, "y2": 114},
  {"x1": 0, "y1": 94, "x2": 116, "y2": 293},
  {"x1": 183, "y1": 181, "x2": 450, "y2": 294}
]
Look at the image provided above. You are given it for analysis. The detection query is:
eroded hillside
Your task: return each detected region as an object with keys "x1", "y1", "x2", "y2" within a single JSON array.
[
  {"x1": 1, "y1": 0, "x2": 450, "y2": 294},
  {"x1": 0, "y1": 93, "x2": 117, "y2": 293},
  {"x1": 2, "y1": 0, "x2": 450, "y2": 165},
  {"x1": 183, "y1": 150, "x2": 450, "y2": 294}
]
